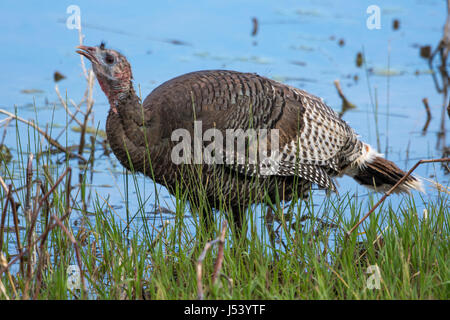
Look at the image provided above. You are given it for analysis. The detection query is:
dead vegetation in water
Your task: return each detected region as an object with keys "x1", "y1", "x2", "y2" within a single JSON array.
[
  {"x1": 414, "y1": 0, "x2": 450, "y2": 164},
  {"x1": 0, "y1": 162, "x2": 83, "y2": 299},
  {"x1": 334, "y1": 79, "x2": 357, "y2": 118},
  {"x1": 346, "y1": 157, "x2": 450, "y2": 237},
  {"x1": 423, "y1": 0, "x2": 450, "y2": 149},
  {"x1": 421, "y1": 98, "x2": 432, "y2": 134}
]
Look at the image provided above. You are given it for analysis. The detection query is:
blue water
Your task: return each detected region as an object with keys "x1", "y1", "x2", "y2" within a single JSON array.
[{"x1": 0, "y1": 0, "x2": 448, "y2": 232}]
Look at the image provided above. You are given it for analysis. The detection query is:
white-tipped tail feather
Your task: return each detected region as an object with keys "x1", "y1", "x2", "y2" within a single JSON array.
[{"x1": 345, "y1": 143, "x2": 424, "y2": 194}]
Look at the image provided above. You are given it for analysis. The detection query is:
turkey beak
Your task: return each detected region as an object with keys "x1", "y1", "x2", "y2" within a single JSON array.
[{"x1": 76, "y1": 45, "x2": 99, "y2": 64}]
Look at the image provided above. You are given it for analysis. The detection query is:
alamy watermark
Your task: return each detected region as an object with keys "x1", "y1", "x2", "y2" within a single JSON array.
[
  {"x1": 67, "y1": 265, "x2": 81, "y2": 290},
  {"x1": 171, "y1": 121, "x2": 281, "y2": 175},
  {"x1": 366, "y1": 264, "x2": 381, "y2": 290},
  {"x1": 66, "y1": 5, "x2": 81, "y2": 30},
  {"x1": 366, "y1": 5, "x2": 381, "y2": 30}
]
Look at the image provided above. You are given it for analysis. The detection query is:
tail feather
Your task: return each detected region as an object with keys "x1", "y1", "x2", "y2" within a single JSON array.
[{"x1": 346, "y1": 144, "x2": 424, "y2": 193}]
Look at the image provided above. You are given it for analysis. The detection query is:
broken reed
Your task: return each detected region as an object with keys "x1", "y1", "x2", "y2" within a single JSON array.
[{"x1": 0, "y1": 158, "x2": 82, "y2": 298}]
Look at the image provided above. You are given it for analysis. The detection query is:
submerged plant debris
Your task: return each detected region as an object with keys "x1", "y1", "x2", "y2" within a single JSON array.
[{"x1": 53, "y1": 71, "x2": 66, "y2": 82}]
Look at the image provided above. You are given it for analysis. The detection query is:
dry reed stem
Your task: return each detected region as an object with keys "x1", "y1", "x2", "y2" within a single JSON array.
[
  {"x1": 77, "y1": 21, "x2": 89, "y2": 80},
  {"x1": 73, "y1": 15, "x2": 97, "y2": 162},
  {"x1": 347, "y1": 157, "x2": 450, "y2": 237},
  {"x1": 0, "y1": 256, "x2": 9, "y2": 299},
  {"x1": 55, "y1": 84, "x2": 84, "y2": 127},
  {"x1": 196, "y1": 241, "x2": 212, "y2": 300},
  {"x1": 0, "y1": 116, "x2": 12, "y2": 147},
  {"x1": 212, "y1": 221, "x2": 228, "y2": 285},
  {"x1": 54, "y1": 96, "x2": 87, "y2": 142},
  {"x1": 0, "y1": 167, "x2": 72, "y2": 276},
  {"x1": 196, "y1": 221, "x2": 228, "y2": 299},
  {"x1": 0, "y1": 176, "x2": 7, "y2": 193},
  {"x1": 78, "y1": 70, "x2": 95, "y2": 158},
  {"x1": 0, "y1": 187, "x2": 10, "y2": 253},
  {"x1": 7, "y1": 185, "x2": 24, "y2": 276},
  {"x1": 37, "y1": 167, "x2": 71, "y2": 213},
  {"x1": 23, "y1": 153, "x2": 37, "y2": 298},
  {"x1": 0, "y1": 252, "x2": 16, "y2": 298},
  {"x1": 356, "y1": 226, "x2": 388, "y2": 264},
  {"x1": 0, "y1": 109, "x2": 86, "y2": 162},
  {"x1": 33, "y1": 221, "x2": 56, "y2": 299},
  {"x1": 52, "y1": 215, "x2": 86, "y2": 295},
  {"x1": 2, "y1": 216, "x2": 53, "y2": 277},
  {"x1": 30, "y1": 169, "x2": 73, "y2": 298},
  {"x1": 65, "y1": 168, "x2": 72, "y2": 217},
  {"x1": 24, "y1": 154, "x2": 34, "y2": 221},
  {"x1": 150, "y1": 220, "x2": 170, "y2": 248}
]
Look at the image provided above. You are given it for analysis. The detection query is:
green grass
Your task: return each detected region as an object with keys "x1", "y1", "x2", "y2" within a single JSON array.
[{"x1": 0, "y1": 134, "x2": 448, "y2": 299}]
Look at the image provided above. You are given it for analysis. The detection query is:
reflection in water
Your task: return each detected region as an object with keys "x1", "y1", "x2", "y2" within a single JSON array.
[{"x1": 427, "y1": 0, "x2": 450, "y2": 152}]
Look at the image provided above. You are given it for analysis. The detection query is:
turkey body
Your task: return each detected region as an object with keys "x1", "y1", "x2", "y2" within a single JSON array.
[
  {"x1": 75, "y1": 43, "x2": 422, "y2": 231},
  {"x1": 105, "y1": 70, "x2": 366, "y2": 228}
]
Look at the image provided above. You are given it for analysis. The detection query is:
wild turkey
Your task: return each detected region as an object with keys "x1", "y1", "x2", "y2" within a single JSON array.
[{"x1": 76, "y1": 44, "x2": 423, "y2": 230}]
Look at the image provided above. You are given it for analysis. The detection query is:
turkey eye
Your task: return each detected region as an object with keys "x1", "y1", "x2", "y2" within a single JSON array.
[{"x1": 105, "y1": 54, "x2": 115, "y2": 64}]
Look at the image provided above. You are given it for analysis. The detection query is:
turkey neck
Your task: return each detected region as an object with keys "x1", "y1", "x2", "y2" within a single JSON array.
[{"x1": 105, "y1": 83, "x2": 156, "y2": 175}]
